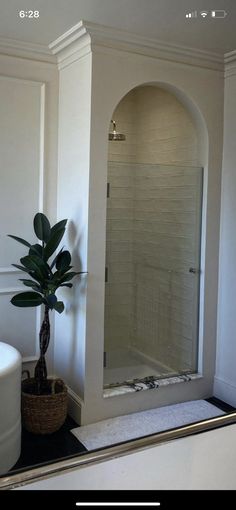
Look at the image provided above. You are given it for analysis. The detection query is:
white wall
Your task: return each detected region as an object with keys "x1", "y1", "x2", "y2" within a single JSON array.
[
  {"x1": 54, "y1": 53, "x2": 92, "y2": 409},
  {"x1": 17, "y1": 423, "x2": 236, "y2": 490},
  {"x1": 0, "y1": 76, "x2": 43, "y2": 358},
  {"x1": 0, "y1": 54, "x2": 58, "y2": 376},
  {"x1": 214, "y1": 65, "x2": 236, "y2": 406}
]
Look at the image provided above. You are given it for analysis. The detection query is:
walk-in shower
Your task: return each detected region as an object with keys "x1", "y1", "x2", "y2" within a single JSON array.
[
  {"x1": 104, "y1": 85, "x2": 203, "y2": 389},
  {"x1": 104, "y1": 161, "x2": 203, "y2": 387}
]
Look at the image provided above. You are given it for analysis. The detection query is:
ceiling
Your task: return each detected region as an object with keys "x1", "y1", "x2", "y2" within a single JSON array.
[{"x1": 1, "y1": 0, "x2": 236, "y2": 55}]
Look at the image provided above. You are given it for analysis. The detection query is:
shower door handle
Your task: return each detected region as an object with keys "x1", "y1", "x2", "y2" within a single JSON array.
[
  {"x1": 189, "y1": 267, "x2": 200, "y2": 274},
  {"x1": 105, "y1": 266, "x2": 108, "y2": 282}
]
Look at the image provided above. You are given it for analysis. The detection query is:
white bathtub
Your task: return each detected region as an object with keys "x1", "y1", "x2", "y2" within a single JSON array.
[{"x1": 0, "y1": 342, "x2": 22, "y2": 474}]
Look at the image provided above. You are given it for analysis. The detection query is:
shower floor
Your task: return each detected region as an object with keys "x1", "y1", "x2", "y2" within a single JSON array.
[{"x1": 104, "y1": 347, "x2": 173, "y2": 386}]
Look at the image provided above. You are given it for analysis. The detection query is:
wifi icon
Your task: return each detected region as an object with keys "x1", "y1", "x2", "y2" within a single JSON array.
[{"x1": 200, "y1": 11, "x2": 208, "y2": 17}]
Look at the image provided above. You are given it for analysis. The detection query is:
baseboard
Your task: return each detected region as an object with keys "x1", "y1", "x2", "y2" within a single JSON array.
[
  {"x1": 67, "y1": 386, "x2": 83, "y2": 425},
  {"x1": 214, "y1": 376, "x2": 236, "y2": 407}
]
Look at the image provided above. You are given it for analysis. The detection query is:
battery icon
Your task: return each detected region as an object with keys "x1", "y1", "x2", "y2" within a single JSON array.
[{"x1": 211, "y1": 10, "x2": 227, "y2": 18}]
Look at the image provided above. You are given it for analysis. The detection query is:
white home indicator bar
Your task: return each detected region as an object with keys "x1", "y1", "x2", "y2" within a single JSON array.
[{"x1": 76, "y1": 504, "x2": 161, "y2": 507}]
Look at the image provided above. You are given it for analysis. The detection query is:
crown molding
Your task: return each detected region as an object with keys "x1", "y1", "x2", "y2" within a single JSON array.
[
  {"x1": 49, "y1": 20, "x2": 91, "y2": 69},
  {"x1": 224, "y1": 49, "x2": 236, "y2": 64},
  {"x1": 224, "y1": 64, "x2": 236, "y2": 78},
  {"x1": 0, "y1": 36, "x2": 56, "y2": 64},
  {"x1": 49, "y1": 20, "x2": 88, "y2": 55},
  {"x1": 0, "y1": 21, "x2": 231, "y2": 72},
  {"x1": 224, "y1": 50, "x2": 236, "y2": 78},
  {"x1": 49, "y1": 20, "x2": 224, "y2": 71}
]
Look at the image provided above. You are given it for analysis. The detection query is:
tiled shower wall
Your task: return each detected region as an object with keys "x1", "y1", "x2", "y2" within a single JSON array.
[
  {"x1": 105, "y1": 86, "x2": 202, "y2": 373},
  {"x1": 105, "y1": 163, "x2": 135, "y2": 352},
  {"x1": 132, "y1": 164, "x2": 202, "y2": 372},
  {"x1": 108, "y1": 86, "x2": 199, "y2": 166}
]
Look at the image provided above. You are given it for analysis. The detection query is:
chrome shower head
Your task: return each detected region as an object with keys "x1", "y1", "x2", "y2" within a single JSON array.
[{"x1": 109, "y1": 120, "x2": 126, "y2": 141}]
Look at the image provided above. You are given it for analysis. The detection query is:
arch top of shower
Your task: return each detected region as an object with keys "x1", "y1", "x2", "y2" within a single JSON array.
[
  {"x1": 108, "y1": 80, "x2": 207, "y2": 128},
  {"x1": 105, "y1": 79, "x2": 208, "y2": 167}
]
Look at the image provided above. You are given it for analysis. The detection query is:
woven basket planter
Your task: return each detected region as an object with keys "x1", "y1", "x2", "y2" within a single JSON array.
[{"x1": 21, "y1": 377, "x2": 68, "y2": 435}]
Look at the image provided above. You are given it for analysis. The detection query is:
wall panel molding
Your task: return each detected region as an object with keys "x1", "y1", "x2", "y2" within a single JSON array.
[
  {"x1": 0, "y1": 76, "x2": 46, "y2": 360},
  {"x1": 0, "y1": 287, "x2": 25, "y2": 295},
  {"x1": 0, "y1": 267, "x2": 21, "y2": 273},
  {"x1": 39, "y1": 83, "x2": 46, "y2": 211}
]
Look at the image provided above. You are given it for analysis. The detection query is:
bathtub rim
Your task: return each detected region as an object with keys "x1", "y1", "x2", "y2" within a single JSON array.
[
  {"x1": 0, "y1": 342, "x2": 22, "y2": 377},
  {"x1": 1, "y1": 411, "x2": 236, "y2": 490}
]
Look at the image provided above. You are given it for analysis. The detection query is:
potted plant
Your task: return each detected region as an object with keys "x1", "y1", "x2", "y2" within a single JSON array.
[{"x1": 8, "y1": 212, "x2": 84, "y2": 434}]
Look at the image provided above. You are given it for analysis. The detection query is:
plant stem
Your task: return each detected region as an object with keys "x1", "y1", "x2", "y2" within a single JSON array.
[{"x1": 34, "y1": 305, "x2": 50, "y2": 394}]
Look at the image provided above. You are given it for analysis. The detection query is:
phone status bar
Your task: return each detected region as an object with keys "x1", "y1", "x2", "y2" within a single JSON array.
[{"x1": 186, "y1": 10, "x2": 228, "y2": 19}]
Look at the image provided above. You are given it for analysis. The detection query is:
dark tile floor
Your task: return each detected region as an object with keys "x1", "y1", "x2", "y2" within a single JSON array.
[
  {"x1": 8, "y1": 396, "x2": 235, "y2": 475},
  {"x1": 10, "y1": 416, "x2": 87, "y2": 474},
  {"x1": 206, "y1": 396, "x2": 235, "y2": 413}
]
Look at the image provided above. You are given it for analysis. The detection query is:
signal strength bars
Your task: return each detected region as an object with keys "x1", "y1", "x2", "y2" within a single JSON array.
[{"x1": 186, "y1": 11, "x2": 197, "y2": 18}]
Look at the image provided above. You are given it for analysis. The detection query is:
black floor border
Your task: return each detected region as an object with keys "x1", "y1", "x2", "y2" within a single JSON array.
[{"x1": 206, "y1": 396, "x2": 235, "y2": 413}]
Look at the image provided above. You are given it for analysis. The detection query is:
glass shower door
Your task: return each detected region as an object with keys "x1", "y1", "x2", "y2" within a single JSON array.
[{"x1": 104, "y1": 162, "x2": 203, "y2": 387}]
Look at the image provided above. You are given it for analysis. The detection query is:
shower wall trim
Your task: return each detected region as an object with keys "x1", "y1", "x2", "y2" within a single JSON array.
[{"x1": 103, "y1": 373, "x2": 203, "y2": 398}]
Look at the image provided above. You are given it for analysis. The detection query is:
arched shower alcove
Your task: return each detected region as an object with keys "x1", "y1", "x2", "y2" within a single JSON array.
[
  {"x1": 103, "y1": 83, "x2": 207, "y2": 389},
  {"x1": 54, "y1": 25, "x2": 222, "y2": 425}
]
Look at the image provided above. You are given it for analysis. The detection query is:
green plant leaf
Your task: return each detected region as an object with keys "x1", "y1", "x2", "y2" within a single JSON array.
[
  {"x1": 7, "y1": 235, "x2": 31, "y2": 248},
  {"x1": 28, "y1": 271, "x2": 44, "y2": 285},
  {"x1": 53, "y1": 301, "x2": 64, "y2": 313},
  {"x1": 11, "y1": 292, "x2": 43, "y2": 307},
  {"x1": 50, "y1": 219, "x2": 67, "y2": 235},
  {"x1": 55, "y1": 266, "x2": 73, "y2": 277},
  {"x1": 50, "y1": 247, "x2": 64, "y2": 269},
  {"x1": 46, "y1": 294, "x2": 57, "y2": 309},
  {"x1": 33, "y1": 213, "x2": 51, "y2": 242},
  {"x1": 12, "y1": 264, "x2": 31, "y2": 274},
  {"x1": 20, "y1": 255, "x2": 50, "y2": 280},
  {"x1": 44, "y1": 228, "x2": 65, "y2": 261},
  {"x1": 60, "y1": 271, "x2": 79, "y2": 283},
  {"x1": 56, "y1": 250, "x2": 71, "y2": 271},
  {"x1": 29, "y1": 244, "x2": 43, "y2": 258},
  {"x1": 19, "y1": 279, "x2": 42, "y2": 291}
]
